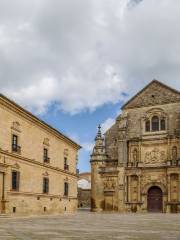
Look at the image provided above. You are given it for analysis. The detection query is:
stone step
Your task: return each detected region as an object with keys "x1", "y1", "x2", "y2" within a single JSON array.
[{"x1": 0, "y1": 214, "x2": 9, "y2": 218}]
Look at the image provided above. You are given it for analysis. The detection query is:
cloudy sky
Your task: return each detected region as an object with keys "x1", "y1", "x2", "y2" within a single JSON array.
[{"x1": 0, "y1": 0, "x2": 180, "y2": 172}]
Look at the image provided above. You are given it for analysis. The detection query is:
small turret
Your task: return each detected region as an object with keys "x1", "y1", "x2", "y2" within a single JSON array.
[
  {"x1": 90, "y1": 125, "x2": 107, "y2": 212},
  {"x1": 92, "y1": 125, "x2": 105, "y2": 156}
]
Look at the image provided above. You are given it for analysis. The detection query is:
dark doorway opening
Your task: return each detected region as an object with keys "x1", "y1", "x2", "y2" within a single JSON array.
[{"x1": 147, "y1": 186, "x2": 163, "y2": 212}]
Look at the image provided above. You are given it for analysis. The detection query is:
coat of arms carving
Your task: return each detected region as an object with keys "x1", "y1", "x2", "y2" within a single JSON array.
[{"x1": 144, "y1": 148, "x2": 166, "y2": 164}]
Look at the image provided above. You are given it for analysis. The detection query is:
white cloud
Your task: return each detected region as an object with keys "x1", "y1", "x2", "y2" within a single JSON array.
[
  {"x1": 0, "y1": 0, "x2": 180, "y2": 114},
  {"x1": 3, "y1": 76, "x2": 58, "y2": 114},
  {"x1": 101, "y1": 118, "x2": 116, "y2": 134},
  {"x1": 78, "y1": 179, "x2": 91, "y2": 189},
  {"x1": 82, "y1": 142, "x2": 94, "y2": 152}
]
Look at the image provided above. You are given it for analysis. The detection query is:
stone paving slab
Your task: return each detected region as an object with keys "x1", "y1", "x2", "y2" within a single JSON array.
[{"x1": 0, "y1": 212, "x2": 180, "y2": 240}]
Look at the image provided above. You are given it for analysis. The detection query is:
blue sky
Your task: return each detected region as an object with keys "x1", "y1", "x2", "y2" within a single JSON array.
[
  {"x1": 41, "y1": 100, "x2": 123, "y2": 172},
  {"x1": 0, "y1": 0, "x2": 180, "y2": 173}
]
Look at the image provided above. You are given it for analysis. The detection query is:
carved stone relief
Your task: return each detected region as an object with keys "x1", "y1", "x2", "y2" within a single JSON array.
[
  {"x1": 144, "y1": 148, "x2": 166, "y2": 164},
  {"x1": 142, "y1": 174, "x2": 166, "y2": 186},
  {"x1": 104, "y1": 177, "x2": 116, "y2": 190}
]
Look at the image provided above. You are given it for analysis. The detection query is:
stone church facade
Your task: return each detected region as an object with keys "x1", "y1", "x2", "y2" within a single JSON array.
[
  {"x1": 91, "y1": 80, "x2": 180, "y2": 213},
  {"x1": 0, "y1": 94, "x2": 80, "y2": 215}
]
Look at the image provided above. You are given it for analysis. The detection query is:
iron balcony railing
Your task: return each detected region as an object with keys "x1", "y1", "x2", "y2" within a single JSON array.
[
  {"x1": 43, "y1": 156, "x2": 50, "y2": 163},
  {"x1": 12, "y1": 144, "x2": 21, "y2": 154},
  {"x1": 64, "y1": 164, "x2": 69, "y2": 171}
]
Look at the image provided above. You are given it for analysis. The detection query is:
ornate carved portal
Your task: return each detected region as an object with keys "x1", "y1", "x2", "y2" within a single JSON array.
[{"x1": 147, "y1": 186, "x2": 163, "y2": 212}]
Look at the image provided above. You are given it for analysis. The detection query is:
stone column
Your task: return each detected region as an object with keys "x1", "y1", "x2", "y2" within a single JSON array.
[
  {"x1": 128, "y1": 175, "x2": 131, "y2": 202},
  {"x1": 138, "y1": 175, "x2": 141, "y2": 202},
  {"x1": 166, "y1": 174, "x2": 171, "y2": 213},
  {"x1": 167, "y1": 174, "x2": 171, "y2": 202}
]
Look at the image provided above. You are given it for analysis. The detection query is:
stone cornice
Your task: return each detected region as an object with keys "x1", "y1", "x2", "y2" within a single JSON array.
[
  {"x1": 0, "y1": 94, "x2": 81, "y2": 150},
  {"x1": 7, "y1": 191, "x2": 77, "y2": 199},
  {"x1": 0, "y1": 149, "x2": 78, "y2": 178}
]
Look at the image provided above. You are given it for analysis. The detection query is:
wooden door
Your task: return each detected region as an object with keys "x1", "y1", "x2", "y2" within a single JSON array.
[{"x1": 147, "y1": 187, "x2": 163, "y2": 212}]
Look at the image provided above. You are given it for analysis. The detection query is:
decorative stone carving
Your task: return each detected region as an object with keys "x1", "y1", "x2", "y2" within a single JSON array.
[
  {"x1": 43, "y1": 138, "x2": 50, "y2": 146},
  {"x1": 118, "y1": 114, "x2": 128, "y2": 129},
  {"x1": 64, "y1": 149, "x2": 69, "y2": 156},
  {"x1": 104, "y1": 177, "x2": 116, "y2": 190},
  {"x1": 144, "y1": 148, "x2": 166, "y2": 164},
  {"x1": 142, "y1": 174, "x2": 166, "y2": 186},
  {"x1": 12, "y1": 163, "x2": 20, "y2": 169},
  {"x1": 42, "y1": 171, "x2": 49, "y2": 177},
  {"x1": 11, "y1": 121, "x2": 21, "y2": 132}
]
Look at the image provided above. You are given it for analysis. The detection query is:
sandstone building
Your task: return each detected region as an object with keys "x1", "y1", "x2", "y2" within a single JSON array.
[
  {"x1": 91, "y1": 80, "x2": 180, "y2": 213},
  {"x1": 78, "y1": 172, "x2": 91, "y2": 208},
  {"x1": 0, "y1": 94, "x2": 80, "y2": 215}
]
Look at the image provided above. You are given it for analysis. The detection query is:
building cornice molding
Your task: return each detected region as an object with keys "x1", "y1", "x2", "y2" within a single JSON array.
[
  {"x1": 0, "y1": 149, "x2": 78, "y2": 178},
  {"x1": 0, "y1": 94, "x2": 81, "y2": 150},
  {"x1": 7, "y1": 191, "x2": 77, "y2": 199}
]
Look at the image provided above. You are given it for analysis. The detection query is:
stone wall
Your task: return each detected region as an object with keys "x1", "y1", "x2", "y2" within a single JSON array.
[{"x1": 0, "y1": 95, "x2": 80, "y2": 215}]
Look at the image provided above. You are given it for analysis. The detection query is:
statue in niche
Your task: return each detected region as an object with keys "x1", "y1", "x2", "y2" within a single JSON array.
[
  {"x1": 131, "y1": 148, "x2": 138, "y2": 166},
  {"x1": 133, "y1": 149, "x2": 138, "y2": 162},
  {"x1": 172, "y1": 146, "x2": 178, "y2": 165},
  {"x1": 172, "y1": 146, "x2": 177, "y2": 160}
]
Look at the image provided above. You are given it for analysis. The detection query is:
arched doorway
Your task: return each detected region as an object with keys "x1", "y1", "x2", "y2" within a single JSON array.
[{"x1": 147, "y1": 186, "x2": 163, "y2": 212}]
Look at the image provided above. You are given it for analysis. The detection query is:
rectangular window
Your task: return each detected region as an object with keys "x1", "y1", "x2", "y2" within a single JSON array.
[
  {"x1": 12, "y1": 135, "x2": 21, "y2": 153},
  {"x1": 64, "y1": 182, "x2": 69, "y2": 196},
  {"x1": 43, "y1": 148, "x2": 49, "y2": 163},
  {"x1": 43, "y1": 178, "x2": 49, "y2": 194},
  {"x1": 12, "y1": 171, "x2": 20, "y2": 191},
  {"x1": 64, "y1": 157, "x2": 69, "y2": 170}
]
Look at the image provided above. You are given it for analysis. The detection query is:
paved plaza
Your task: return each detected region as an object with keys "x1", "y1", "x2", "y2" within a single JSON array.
[{"x1": 0, "y1": 211, "x2": 179, "y2": 240}]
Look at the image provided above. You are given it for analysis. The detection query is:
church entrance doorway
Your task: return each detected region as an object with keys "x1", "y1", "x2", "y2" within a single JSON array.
[{"x1": 147, "y1": 186, "x2": 163, "y2": 212}]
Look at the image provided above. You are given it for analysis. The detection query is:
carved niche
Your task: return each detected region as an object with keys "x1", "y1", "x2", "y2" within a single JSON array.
[
  {"x1": 144, "y1": 148, "x2": 166, "y2": 164},
  {"x1": 130, "y1": 175, "x2": 138, "y2": 202}
]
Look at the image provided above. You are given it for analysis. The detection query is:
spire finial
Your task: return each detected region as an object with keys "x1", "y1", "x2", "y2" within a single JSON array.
[
  {"x1": 98, "y1": 124, "x2": 101, "y2": 133},
  {"x1": 95, "y1": 124, "x2": 102, "y2": 141}
]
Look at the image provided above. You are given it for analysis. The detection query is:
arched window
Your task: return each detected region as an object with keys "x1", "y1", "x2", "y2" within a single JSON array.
[
  {"x1": 152, "y1": 116, "x2": 159, "y2": 131},
  {"x1": 160, "y1": 118, "x2": 166, "y2": 131},
  {"x1": 145, "y1": 120, "x2": 150, "y2": 132}
]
